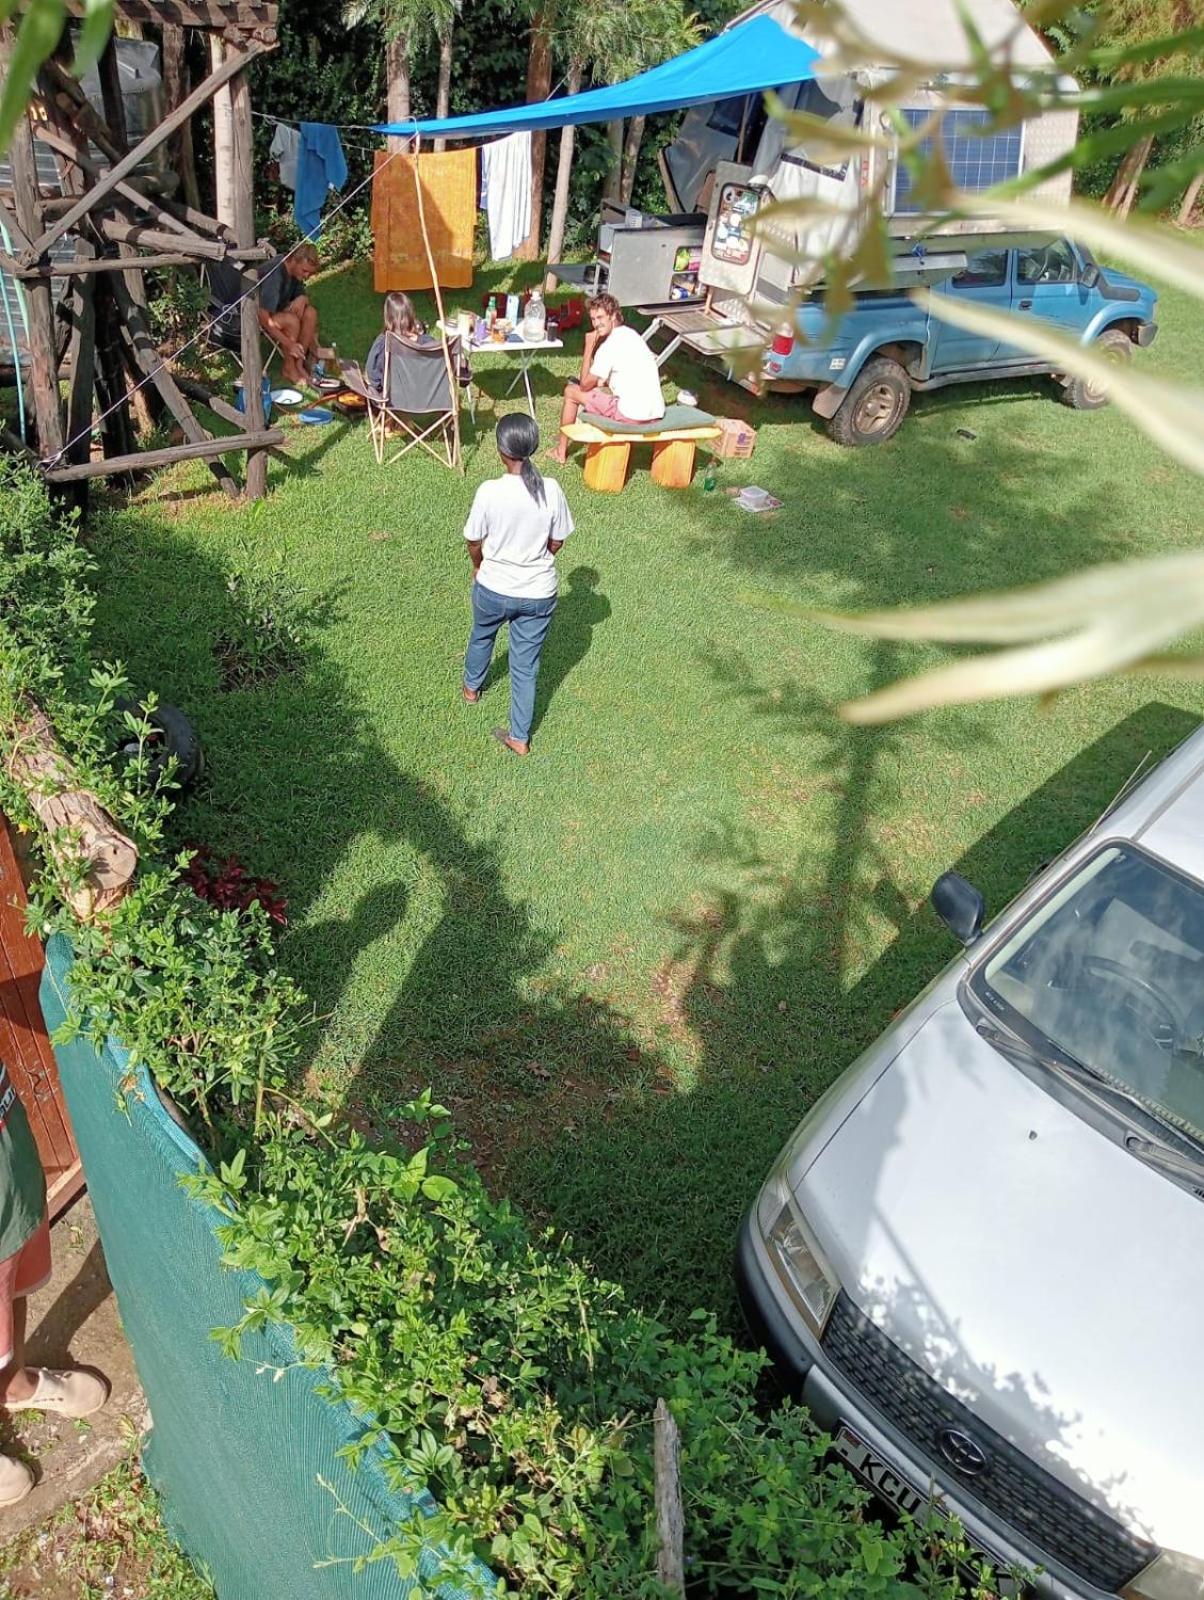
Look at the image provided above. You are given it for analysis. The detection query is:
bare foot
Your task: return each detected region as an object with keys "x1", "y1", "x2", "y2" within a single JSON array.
[
  {"x1": 545, "y1": 448, "x2": 567, "y2": 465},
  {"x1": 462, "y1": 684, "x2": 481, "y2": 703}
]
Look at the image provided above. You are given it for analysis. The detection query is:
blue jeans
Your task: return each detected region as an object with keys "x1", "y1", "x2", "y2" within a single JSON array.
[{"x1": 464, "y1": 582, "x2": 558, "y2": 744}]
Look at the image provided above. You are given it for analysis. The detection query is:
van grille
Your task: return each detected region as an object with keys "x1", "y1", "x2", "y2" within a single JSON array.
[{"x1": 821, "y1": 1294, "x2": 1154, "y2": 1593}]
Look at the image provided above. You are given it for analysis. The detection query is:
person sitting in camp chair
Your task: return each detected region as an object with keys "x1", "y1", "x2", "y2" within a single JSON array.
[
  {"x1": 365, "y1": 292, "x2": 471, "y2": 389},
  {"x1": 547, "y1": 293, "x2": 664, "y2": 464},
  {"x1": 256, "y1": 242, "x2": 331, "y2": 388}
]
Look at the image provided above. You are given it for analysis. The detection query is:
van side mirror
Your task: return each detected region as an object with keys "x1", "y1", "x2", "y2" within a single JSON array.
[
  {"x1": 1080, "y1": 261, "x2": 1101, "y2": 290},
  {"x1": 931, "y1": 872, "x2": 985, "y2": 945}
]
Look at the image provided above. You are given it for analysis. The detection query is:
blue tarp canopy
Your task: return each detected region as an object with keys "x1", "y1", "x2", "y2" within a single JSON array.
[{"x1": 375, "y1": 14, "x2": 822, "y2": 139}]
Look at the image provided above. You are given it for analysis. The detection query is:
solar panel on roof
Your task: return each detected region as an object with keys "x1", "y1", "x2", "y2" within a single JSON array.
[{"x1": 893, "y1": 107, "x2": 1022, "y2": 214}]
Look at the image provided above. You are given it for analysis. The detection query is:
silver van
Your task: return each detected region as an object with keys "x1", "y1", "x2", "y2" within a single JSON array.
[{"x1": 738, "y1": 726, "x2": 1204, "y2": 1600}]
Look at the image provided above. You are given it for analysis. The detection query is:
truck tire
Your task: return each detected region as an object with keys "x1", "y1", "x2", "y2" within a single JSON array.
[
  {"x1": 1062, "y1": 327, "x2": 1132, "y2": 410},
  {"x1": 828, "y1": 357, "x2": 912, "y2": 446}
]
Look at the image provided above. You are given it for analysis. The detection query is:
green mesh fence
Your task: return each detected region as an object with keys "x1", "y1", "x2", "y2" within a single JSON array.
[{"x1": 41, "y1": 935, "x2": 496, "y2": 1600}]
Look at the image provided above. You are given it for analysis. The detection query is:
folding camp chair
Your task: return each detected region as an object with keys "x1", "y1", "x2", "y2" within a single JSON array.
[
  {"x1": 203, "y1": 258, "x2": 280, "y2": 378},
  {"x1": 364, "y1": 332, "x2": 466, "y2": 471}
]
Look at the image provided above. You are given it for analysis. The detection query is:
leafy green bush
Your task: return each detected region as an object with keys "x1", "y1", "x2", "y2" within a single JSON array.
[
  {"x1": 0, "y1": 463, "x2": 996, "y2": 1599},
  {"x1": 214, "y1": 562, "x2": 310, "y2": 689}
]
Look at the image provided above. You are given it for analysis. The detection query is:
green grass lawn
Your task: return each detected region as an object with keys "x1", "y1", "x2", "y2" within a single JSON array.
[{"x1": 88, "y1": 259, "x2": 1203, "y2": 1330}]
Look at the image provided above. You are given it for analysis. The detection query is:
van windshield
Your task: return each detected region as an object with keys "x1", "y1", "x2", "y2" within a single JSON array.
[{"x1": 972, "y1": 845, "x2": 1204, "y2": 1144}]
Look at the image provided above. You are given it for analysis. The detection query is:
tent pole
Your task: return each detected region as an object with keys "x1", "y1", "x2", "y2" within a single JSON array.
[{"x1": 409, "y1": 135, "x2": 463, "y2": 472}]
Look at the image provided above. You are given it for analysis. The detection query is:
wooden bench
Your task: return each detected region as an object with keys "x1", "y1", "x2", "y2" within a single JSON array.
[{"x1": 561, "y1": 420, "x2": 722, "y2": 493}]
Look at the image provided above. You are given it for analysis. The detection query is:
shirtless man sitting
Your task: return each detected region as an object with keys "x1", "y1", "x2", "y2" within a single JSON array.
[
  {"x1": 547, "y1": 293, "x2": 665, "y2": 463},
  {"x1": 257, "y1": 242, "x2": 332, "y2": 388}
]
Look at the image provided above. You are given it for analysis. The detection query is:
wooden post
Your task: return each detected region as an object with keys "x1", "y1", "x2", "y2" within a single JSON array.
[
  {"x1": 583, "y1": 438, "x2": 630, "y2": 493},
  {"x1": 97, "y1": 34, "x2": 129, "y2": 149},
  {"x1": 162, "y1": 24, "x2": 203, "y2": 211},
  {"x1": 1, "y1": 59, "x2": 65, "y2": 462},
  {"x1": 210, "y1": 36, "x2": 237, "y2": 230},
  {"x1": 228, "y1": 57, "x2": 266, "y2": 500},
  {"x1": 63, "y1": 245, "x2": 98, "y2": 477},
  {"x1": 650, "y1": 438, "x2": 698, "y2": 489},
  {"x1": 653, "y1": 1399, "x2": 686, "y2": 1597}
]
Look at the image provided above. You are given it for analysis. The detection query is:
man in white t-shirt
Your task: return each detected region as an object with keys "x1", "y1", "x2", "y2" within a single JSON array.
[{"x1": 548, "y1": 293, "x2": 665, "y2": 464}]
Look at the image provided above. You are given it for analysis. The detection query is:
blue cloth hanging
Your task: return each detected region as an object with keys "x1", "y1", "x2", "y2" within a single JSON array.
[{"x1": 294, "y1": 123, "x2": 348, "y2": 239}]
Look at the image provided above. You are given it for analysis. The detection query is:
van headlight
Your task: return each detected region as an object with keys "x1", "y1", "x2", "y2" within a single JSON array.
[
  {"x1": 757, "y1": 1177, "x2": 839, "y2": 1335},
  {"x1": 1123, "y1": 1552, "x2": 1204, "y2": 1600}
]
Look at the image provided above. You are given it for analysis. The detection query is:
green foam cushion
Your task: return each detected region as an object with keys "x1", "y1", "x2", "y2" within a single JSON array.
[{"x1": 587, "y1": 403, "x2": 715, "y2": 435}]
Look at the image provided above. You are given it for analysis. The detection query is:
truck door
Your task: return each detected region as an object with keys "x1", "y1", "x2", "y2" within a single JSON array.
[
  {"x1": 1010, "y1": 238, "x2": 1090, "y2": 344},
  {"x1": 930, "y1": 247, "x2": 1010, "y2": 371}
]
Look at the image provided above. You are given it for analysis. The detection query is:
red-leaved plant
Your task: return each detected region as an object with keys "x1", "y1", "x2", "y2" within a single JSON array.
[{"x1": 184, "y1": 846, "x2": 288, "y2": 926}]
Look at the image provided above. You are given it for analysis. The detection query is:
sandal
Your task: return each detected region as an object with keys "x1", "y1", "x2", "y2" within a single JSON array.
[
  {"x1": 0, "y1": 1454, "x2": 34, "y2": 1507},
  {"x1": 2, "y1": 1367, "x2": 110, "y2": 1419},
  {"x1": 491, "y1": 727, "x2": 530, "y2": 757}
]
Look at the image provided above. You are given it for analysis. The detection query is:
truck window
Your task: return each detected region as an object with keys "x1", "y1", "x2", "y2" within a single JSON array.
[
  {"x1": 951, "y1": 249, "x2": 1009, "y2": 289},
  {"x1": 1016, "y1": 239, "x2": 1078, "y2": 285}
]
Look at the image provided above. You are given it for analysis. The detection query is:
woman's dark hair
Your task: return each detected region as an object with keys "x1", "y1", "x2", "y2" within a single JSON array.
[
  {"x1": 383, "y1": 291, "x2": 422, "y2": 340},
  {"x1": 495, "y1": 412, "x2": 545, "y2": 504}
]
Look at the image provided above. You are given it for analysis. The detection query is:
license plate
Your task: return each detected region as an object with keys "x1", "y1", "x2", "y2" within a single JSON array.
[
  {"x1": 832, "y1": 1425, "x2": 1013, "y2": 1582},
  {"x1": 833, "y1": 1424, "x2": 936, "y2": 1519}
]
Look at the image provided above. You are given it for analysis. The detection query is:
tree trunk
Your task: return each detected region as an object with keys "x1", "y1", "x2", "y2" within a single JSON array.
[
  {"x1": 1179, "y1": 170, "x2": 1204, "y2": 226},
  {"x1": 386, "y1": 31, "x2": 412, "y2": 154},
  {"x1": 433, "y1": 24, "x2": 454, "y2": 153},
  {"x1": 1106, "y1": 133, "x2": 1154, "y2": 218},
  {"x1": 209, "y1": 36, "x2": 236, "y2": 227},
  {"x1": 162, "y1": 25, "x2": 202, "y2": 211},
  {"x1": 515, "y1": 11, "x2": 553, "y2": 260},
  {"x1": 9, "y1": 704, "x2": 138, "y2": 921},
  {"x1": 603, "y1": 119, "x2": 624, "y2": 203},
  {"x1": 544, "y1": 59, "x2": 583, "y2": 290},
  {"x1": 620, "y1": 113, "x2": 646, "y2": 206}
]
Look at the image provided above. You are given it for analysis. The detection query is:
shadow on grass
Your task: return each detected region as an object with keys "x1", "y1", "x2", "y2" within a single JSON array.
[{"x1": 88, "y1": 409, "x2": 1187, "y2": 1343}]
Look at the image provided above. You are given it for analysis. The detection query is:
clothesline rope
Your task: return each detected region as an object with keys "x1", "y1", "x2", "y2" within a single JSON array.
[{"x1": 42, "y1": 151, "x2": 401, "y2": 470}]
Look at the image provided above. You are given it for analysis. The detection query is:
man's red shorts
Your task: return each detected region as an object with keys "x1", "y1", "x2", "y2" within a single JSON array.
[
  {"x1": 581, "y1": 389, "x2": 640, "y2": 424},
  {"x1": 0, "y1": 1214, "x2": 51, "y2": 1366}
]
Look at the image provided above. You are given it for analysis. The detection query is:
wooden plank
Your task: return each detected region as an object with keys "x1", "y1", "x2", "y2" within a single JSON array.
[
  {"x1": 66, "y1": 0, "x2": 278, "y2": 34},
  {"x1": 109, "y1": 273, "x2": 241, "y2": 499},
  {"x1": 229, "y1": 63, "x2": 266, "y2": 499},
  {"x1": 100, "y1": 218, "x2": 273, "y2": 262},
  {"x1": 3, "y1": 94, "x2": 65, "y2": 462},
  {"x1": 43, "y1": 427, "x2": 284, "y2": 482},
  {"x1": 0, "y1": 817, "x2": 83, "y2": 1213},
  {"x1": 17, "y1": 251, "x2": 222, "y2": 277},
  {"x1": 174, "y1": 372, "x2": 290, "y2": 459},
  {"x1": 24, "y1": 38, "x2": 267, "y2": 263},
  {"x1": 563, "y1": 421, "x2": 721, "y2": 445}
]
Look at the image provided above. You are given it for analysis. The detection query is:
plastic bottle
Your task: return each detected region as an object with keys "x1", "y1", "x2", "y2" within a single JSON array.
[
  {"x1": 523, "y1": 289, "x2": 546, "y2": 343},
  {"x1": 702, "y1": 456, "x2": 718, "y2": 493},
  {"x1": 486, "y1": 295, "x2": 498, "y2": 328}
]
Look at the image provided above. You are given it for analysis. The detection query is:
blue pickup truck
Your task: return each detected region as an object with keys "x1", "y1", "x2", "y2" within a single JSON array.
[{"x1": 763, "y1": 234, "x2": 1158, "y2": 446}]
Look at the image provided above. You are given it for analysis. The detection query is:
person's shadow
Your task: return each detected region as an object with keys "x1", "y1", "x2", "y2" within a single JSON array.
[{"x1": 531, "y1": 567, "x2": 611, "y2": 737}]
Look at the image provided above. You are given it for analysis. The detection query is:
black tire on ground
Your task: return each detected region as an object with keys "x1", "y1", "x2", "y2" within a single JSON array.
[
  {"x1": 1061, "y1": 326, "x2": 1132, "y2": 410},
  {"x1": 828, "y1": 356, "x2": 912, "y2": 447},
  {"x1": 116, "y1": 698, "x2": 204, "y2": 794}
]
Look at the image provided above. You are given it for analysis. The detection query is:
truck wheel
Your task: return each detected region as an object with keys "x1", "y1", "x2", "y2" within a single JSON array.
[
  {"x1": 1062, "y1": 327, "x2": 1132, "y2": 410},
  {"x1": 828, "y1": 357, "x2": 911, "y2": 446}
]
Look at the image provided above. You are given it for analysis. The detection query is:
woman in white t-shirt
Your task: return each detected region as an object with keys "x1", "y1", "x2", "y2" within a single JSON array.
[{"x1": 462, "y1": 413, "x2": 574, "y2": 757}]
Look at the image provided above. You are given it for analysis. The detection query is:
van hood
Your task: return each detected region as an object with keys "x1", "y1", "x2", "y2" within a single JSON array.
[{"x1": 795, "y1": 1001, "x2": 1204, "y2": 1555}]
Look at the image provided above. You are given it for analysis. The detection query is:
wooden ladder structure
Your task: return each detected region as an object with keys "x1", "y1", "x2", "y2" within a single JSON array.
[{"x1": 0, "y1": 0, "x2": 285, "y2": 505}]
